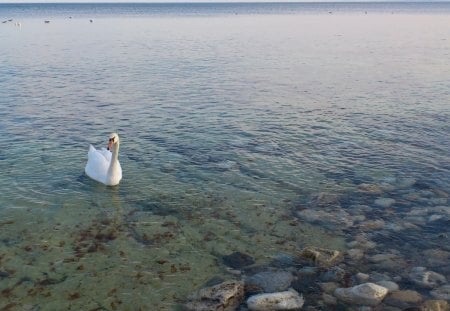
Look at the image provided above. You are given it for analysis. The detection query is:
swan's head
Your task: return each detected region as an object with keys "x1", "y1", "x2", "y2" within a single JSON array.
[{"x1": 107, "y1": 132, "x2": 119, "y2": 151}]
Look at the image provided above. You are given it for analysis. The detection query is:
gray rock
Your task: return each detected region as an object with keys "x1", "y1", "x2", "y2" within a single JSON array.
[
  {"x1": 409, "y1": 267, "x2": 447, "y2": 288},
  {"x1": 246, "y1": 271, "x2": 294, "y2": 293},
  {"x1": 184, "y1": 280, "x2": 244, "y2": 311},
  {"x1": 321, "y1": 266, "x2": 346, "y2": 282},
  {"x1": 334, "y1": 282, "x2": 388, "y2": 306},
  {"x1": 298, "y1": 266, "x2": 319, "y2": 276},
  {"x1": 430, "y1": 285, "x2": 450, "y2": 300},
  {"x1": 247, "y1": 289, "x2": 304, "y2": 310},
  {"x1": 355, "y1": 273, "x2": 370, "y2": 283},
  {"x1": 376, "y1": 281, "x2": 399, "y2": 293},
  {"x1": 320, "y1": 282, "x2": 340, "y2": 294}
]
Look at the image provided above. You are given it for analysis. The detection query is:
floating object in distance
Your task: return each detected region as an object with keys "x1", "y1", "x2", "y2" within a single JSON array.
[
  {"x1": 44, "y1": 20, "x2": 50, "y2": 24},
  {"x1": 90, "y1": 19, "x2": 93, "y2": 23}
]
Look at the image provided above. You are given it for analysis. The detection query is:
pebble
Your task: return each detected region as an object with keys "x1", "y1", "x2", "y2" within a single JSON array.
[
  {"x1": 298, "y1": 247, "x2": 343, "y2": 268},
  {"x1": 321, "y1": 266, "x2": 346, "y2": 282},
  {"x1": 428, "y1": 214, "x2": 444, "y2": 222},
  {"x1": 348, "y1": 234, "x2": 377, "y2": 249},
  {"x1": 184, "y1": 280, "x2": 244, "y2": 311},
  {"x1": 423, "y1": 249, "x2": 450, "y2": 267},
  {"x1": 430, "y1": 285, "x2": 450, "y2": 300},
  {"x1": 409, "y1": 267, "x2": 447, "y2": 288},
  {"x1": 421, "y1": 299, "x2": 449, "y2": 311},
  {"x1": 355, "y1": 272, "x2": 370, "y2": 283},
  {"x1": 376, "y1": 281, "x2": 399, "y2": 292},
  {"x1": 369, "y1": 253, "x2": 406, "y2": 270},
  {"x1": 358, "y1": 219, "x2": 385, "y2": 230},
  {"x1": 397, "y1": 178, "x2": 417, "y2": 189},
  {"x1": 298, "y1": 266, "x2": 319, "y2": 276},
  {"x1": 358, "y1": 183, "x2": 383, "y2": 194},
  {"x1": 322, "y1": 293, "x2": 337, "y2": 305},
  {"x1": 389, "y1": 289, "x2": 423, "y2": 304},
  {"x1": 319, "y1": 282, "x2": 339, "y2": 294},
  {"x1": 247, "y1": 289, "x2": 304, "y2": 311},
  {"x1": 222, "y1": 252, "x2": 255, "y2": 269},
  {"x1": 296, "y1": 208, "x2": 354, "y2": 228},
  {"x1": 245, "y1": 271, "x2": 294, "y2": 293},
  {"x1": 374, "y1": 197, "x2": 396, "y2": 208},
  {"x1": 347, "y1": 248, "x2": 365, "y2": 261},
  {"x1": 334, "y1": 282, "x2": 388, "y2": 306}
]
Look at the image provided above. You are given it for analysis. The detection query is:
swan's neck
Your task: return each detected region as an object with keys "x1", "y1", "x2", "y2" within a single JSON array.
[{"x1": 108, "y1": 142, "x2": 120, "y2": 174}]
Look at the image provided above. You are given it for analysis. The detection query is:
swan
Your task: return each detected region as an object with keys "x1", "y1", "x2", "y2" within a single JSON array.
[{"x1": 85, "y1": 133, "x2": 122, "y2": 186}]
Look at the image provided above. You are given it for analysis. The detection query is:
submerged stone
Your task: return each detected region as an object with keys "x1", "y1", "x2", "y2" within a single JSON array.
[
  {"x1": 334, "y1": 282, "x2": 388, "y2": 306},
  {"x1": 184, "y1": 280, "x2": 244, "y2": 311},
  {"x1": 245, "y1": 270, "x2": 294, "y2": 293},
  {"x1": 298, "y1": 247, "x2": 343, "y2": 268},
  {"x1": 247, "y1": 289, "x2": 304, "y2": 310},
  {"x1": 374, "y1": 198, "x2": 396, "y2": 208},
  {"x1": 431, "y1": 285, "x2": 450, "y2": 300},
  {"x1": 321, "y1": 266, "x2": 346, "y2": 282},
  {"x1": 389, "y1": 290, "x2": 423, "y2": 304},
  {"x1": 409, "y1": 267, "x2": 447, "y2": 288},
  {"x1": 420, "y1": 299, "x2": 449, "y2": 311},
  {"x1": 376, "y1": 281, "x2": 399, "y2": 293},
  {"x1": 358, "y1": 183, "x2": 383, "y2": 194},
  {"x1": 222, "y1": 252, "x2": 255, "y2": 269},
  {"x1": 296, "y1": 208, "x2": 354, "y2": 229}
]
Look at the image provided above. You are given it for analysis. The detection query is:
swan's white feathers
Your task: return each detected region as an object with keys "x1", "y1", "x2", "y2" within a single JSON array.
[{"x1": 85, "y1": 133, "x2": 122, "y2": 186}]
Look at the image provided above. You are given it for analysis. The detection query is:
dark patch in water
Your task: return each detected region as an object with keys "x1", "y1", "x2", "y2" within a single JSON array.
[
  {"x1": 413, "y1": 180, "x2": 432, "y2": 190},
  {"x1": 222, "y1": 252, "x2": 255, "y2": 269}
]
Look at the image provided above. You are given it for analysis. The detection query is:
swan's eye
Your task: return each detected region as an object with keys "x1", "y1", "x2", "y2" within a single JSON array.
[{"x1": 109, "y1": 137, "x2": 115, "y2": 142}]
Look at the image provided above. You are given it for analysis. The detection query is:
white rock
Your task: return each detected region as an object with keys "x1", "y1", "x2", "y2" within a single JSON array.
[
  {"x1": 409, "y1": 267, "x2": 447, "y2": 288},
  {"x1": 334, "y1": 283, "x2": 388, "y2": 306},
  {"x1": 376, "y1": 281, "x2": 399, "y2": 292},
  {"x1": 430, "y1": 285, "x2": 450, "y2": 300},
  {"x1": 247, "y1": 289, "x2": 304, "y2": 311}
]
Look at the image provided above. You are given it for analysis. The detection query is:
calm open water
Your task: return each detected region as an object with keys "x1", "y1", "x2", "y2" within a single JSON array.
[{"x1": 0, "y1": 2, "x2": 449, "y2": 310}]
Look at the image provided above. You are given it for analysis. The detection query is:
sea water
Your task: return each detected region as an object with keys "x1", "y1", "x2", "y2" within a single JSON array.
[{"x1": 0, "y1": 2, "x2": 449, "y2": 310}]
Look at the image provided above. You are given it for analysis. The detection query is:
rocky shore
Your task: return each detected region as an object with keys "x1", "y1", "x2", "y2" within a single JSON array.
[
  {"x1": 184, "y1": 247, "x2": 449, "y2": 310},
  {"x1": 184, "y1": 177, "x2": 449, "y2": 310}
]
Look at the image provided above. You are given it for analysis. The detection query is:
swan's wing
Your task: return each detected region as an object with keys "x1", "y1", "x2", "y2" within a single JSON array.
[
  {"x1": 98, "y1": 147, "x2": 112, "y2": 161},
  {"x1": 85, "y1": 144, "x2": 110, "y2": 184}
]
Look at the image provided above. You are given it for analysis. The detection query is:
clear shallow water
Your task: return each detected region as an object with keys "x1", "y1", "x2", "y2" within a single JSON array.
[{"x1": 0, "y1": 2, "x2": 450, "y2": 310}]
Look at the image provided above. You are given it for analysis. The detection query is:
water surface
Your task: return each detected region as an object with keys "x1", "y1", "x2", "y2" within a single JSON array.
[{"x1": 0, "y1": 2, "x2": 449, "y2": 310}]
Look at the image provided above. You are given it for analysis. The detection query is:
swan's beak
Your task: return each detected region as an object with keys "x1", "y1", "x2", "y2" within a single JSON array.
[{"x1": 107, "y1": 137, "x2": 114, "y2": 151}]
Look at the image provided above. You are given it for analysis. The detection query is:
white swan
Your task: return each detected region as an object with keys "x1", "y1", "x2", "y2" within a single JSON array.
[{"x1": 85, "y1": 133, "x2": 122, "y2": 186}]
